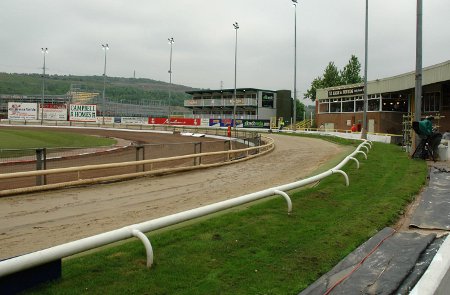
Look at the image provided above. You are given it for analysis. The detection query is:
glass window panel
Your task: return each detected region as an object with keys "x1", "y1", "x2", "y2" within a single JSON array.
[
  {"x1": 319, "y1": 102, "x2": 329, "y2": 113},
  {"x1": 342, "y1": 101, "x2": 354, "y2": 112}
]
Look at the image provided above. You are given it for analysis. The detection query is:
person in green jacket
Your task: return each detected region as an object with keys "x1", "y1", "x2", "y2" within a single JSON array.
[
  {"x1": 418, "y1": 116, "x2": 442, "y2": 159},
  {"x1": 418, "y1": 116, "x2": 434, "y2": 136}
]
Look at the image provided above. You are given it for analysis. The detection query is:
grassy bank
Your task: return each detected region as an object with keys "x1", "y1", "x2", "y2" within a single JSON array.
[{"x1": 28, "y1": 138, "x2": 427, "y2": 294}]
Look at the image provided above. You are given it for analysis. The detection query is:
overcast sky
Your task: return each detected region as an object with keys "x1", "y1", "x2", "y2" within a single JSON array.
[{"x1": 1, "y1": 0, "x2": 449, "y2": 103}]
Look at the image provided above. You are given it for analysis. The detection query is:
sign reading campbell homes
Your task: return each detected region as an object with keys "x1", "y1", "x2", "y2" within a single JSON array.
[
  {"x1": 69, "y1": 104, "x2": 97, "y2": 122},
  {"x1": 328, "y1": 86, "x2": 364, "y2": 98}
]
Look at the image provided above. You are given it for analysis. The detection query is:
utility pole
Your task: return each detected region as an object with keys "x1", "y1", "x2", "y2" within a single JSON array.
[{"x1": 362, "y1": 0, "x2": 369, "y2": 139}]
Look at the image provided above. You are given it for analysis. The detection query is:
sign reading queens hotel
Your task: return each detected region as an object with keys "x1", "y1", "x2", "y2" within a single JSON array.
[
  {"x1": 69, "y1": 104, "x2": 97, "y2": 122},
  {"x1": 328, "y1": 86, "x2": 364, "y2": 98}
]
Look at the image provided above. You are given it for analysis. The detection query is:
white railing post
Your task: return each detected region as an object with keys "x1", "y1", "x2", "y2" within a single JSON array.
[
  {"x1": 331, "y1": 169, "x2": 349, "y2": 186},
  {"x1": 131, "y1": 229, "x2": 153, "y2": 268},
  {"x1": 348, "y1": 156, "x2": 360, "y2": 169},
  {"x1": 272, "y1": 190, "x2": 292, "y2": 214}
]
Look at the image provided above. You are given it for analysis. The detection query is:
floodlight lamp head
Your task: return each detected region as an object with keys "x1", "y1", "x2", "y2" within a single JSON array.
[
  {"x1": 41, "y1": 48, "x2": 48, "y2": 53},
  {"x1": 233, "y1": 22, "x2": 239, "y2": 29},
  {"x1": 102, "y1": 44, "x2": 109, "y2": 50},
  {"x1": 168, "y1": 37, "x2": 174, "y2": 44},
  {"x1": 292, "y1": 0, "x2": 298, "y2": 4}
]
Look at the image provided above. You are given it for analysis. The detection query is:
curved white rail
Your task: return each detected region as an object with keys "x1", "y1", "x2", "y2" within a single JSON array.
[{"x1": 0, "y1": 140, "x2": 372, "y2": 277}]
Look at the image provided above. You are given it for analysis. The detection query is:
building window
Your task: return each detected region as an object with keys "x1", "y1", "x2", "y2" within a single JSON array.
[
  {"x1": 382, "y1": 97, "x2": 408, "y2": 112},
  {"x1": 342, "y1": 101, "x2": 354, "y2": 112},
  {"x1": 368, "y1": 99, "x2": 380, "y2": 111},
  {"x1": 330, "y1": 101, "x2": 341, "y2": 113},
  {"x1": 319, "y1": 102, "x2": 329, "y2": 113},
  {"x1": 422, "y1": 92, "x2": 440, "y2": 112}
]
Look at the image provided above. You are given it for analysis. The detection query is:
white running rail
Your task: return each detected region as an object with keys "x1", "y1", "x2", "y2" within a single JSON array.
[{"x1": 0, "y1": 140, "x2": 372, "y2": 277}]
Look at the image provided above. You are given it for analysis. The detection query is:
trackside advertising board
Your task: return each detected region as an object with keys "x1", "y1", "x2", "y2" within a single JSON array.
[
  {"x1": 95, "y1": 116, "x2": 114, "y2": 124},
  {"x1": 8, "y1": 102, "x2": 37, "y2": 120},
  {"x1": 148, "y1": 118, "x2": 201, "y2": 126},
  {"x1": 39, "y1": 103, "x2": 67, "y2": 121},
  {"x1": 242, "y1": 119, "x2": 270, "y2": 129},
  {"x1": 209, "y1": 119, "x2": 243, "y2": 127},
  {"x1": 69, "y1": 104, "x2": 96, "y2": 122},
  {"x1": 121, "y1": 117, "x2": 148, "y2": 125}
]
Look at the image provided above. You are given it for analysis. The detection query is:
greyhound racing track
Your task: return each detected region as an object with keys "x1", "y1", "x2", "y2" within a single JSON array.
[{"x1": 0, "y1": 129, "x2": 349, "y2": 259}]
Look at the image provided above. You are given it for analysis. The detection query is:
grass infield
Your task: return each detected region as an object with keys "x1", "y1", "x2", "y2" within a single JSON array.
[
  {"x1": 27, "y1": 135, "x2": 427, "y2": 294},
  {"x1": 0, "y1": 129, "x2": 116, "y2": 157}
]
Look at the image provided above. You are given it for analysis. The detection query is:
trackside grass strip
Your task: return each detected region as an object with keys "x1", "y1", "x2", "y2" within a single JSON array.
[{"x1": 27, "y1": 138, "x2": 427, "y2": 295}]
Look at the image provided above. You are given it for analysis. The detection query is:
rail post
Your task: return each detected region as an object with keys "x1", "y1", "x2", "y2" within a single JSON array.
[
  {"x1": 135, "y1": 145, "x2": 145, "y2": 172},
  {"x1": 35, "y1": 148, "x2": 47, "y2": 186},
  {"x1": 194, "y1": 142, "x2": 202, "y2": 166}
]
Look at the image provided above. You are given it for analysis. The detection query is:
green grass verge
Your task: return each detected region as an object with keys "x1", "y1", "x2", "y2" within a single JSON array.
[
  {"x1": 0, "y1": 129, "x2": 116, "y2": 158},
  {"x1": 27, "y1": 139, "x2": 427, "y2": 295}
]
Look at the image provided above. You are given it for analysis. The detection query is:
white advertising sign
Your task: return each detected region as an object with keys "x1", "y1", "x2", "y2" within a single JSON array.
[
  {"x1": 120, "y1": 117, "x2": 148, "y2": 125},
  {"x1": 40, "y1": 103, "x2": 68, "y2": 121},
  {"x1": 201, "y1": 118, "x2": 210, "y2": 126},
  {"x1": 95, "y1": 116, "x2": 114, "y2": 124},
  {"x1": 69, "y1": 104, "x2": 97, "y2": 122},
  {"x1": 7, "y1": 102, "x2": 38, "y2": 120}
]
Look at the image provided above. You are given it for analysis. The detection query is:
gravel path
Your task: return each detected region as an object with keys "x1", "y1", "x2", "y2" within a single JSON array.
[{"x1": 0, "y1": 133, "x2": 348, "y2": 259}]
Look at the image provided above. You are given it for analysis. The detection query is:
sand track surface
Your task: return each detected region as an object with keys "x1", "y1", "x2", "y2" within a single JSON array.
[{"x1": 0, "y1": 132, "x2": 347, "y2": 259}]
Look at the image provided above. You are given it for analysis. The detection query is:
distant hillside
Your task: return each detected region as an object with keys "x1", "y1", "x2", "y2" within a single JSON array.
[{"x1": 0, "y1": 73, "x2": 198, "y2": 106}]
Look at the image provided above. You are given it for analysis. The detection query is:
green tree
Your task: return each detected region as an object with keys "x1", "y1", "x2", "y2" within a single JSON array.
[
  {"x1": 322, "y1": 62, "x2": 342, "y2": 87},
  {"x1": 304, "y1": 76, "x2": 323, "y2": 102},
  {"x1": 304, "y1": 56, "x2": 363, "y2": 101},
  {"x1": 295, "y1": 99, "x2": 306, "y2": 121},
  {"x1": 341, "y1": 55, "x2": 363, "y2": 85}
]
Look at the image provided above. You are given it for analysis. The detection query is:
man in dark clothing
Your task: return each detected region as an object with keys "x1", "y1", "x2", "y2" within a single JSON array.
[{"x1": 418, "y1": 116, "x2": 442, "y2": 159}]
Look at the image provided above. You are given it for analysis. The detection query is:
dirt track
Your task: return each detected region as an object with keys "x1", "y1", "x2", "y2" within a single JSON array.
[{"x1": 0, "y1": 132, "x2": 349, "y2": 259}]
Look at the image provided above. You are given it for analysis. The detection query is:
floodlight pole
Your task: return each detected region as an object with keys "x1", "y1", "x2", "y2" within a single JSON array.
[
  {"x1": 414, "y1": 0, "x2": 422, "y2": 123},
  {"x1": 292, "y1": 0, "x2": 298, "y2": 131},
  {"x1": 233, "y1": 21, "x2": 239, "y2": 129},
  {"x1": 361, "y1": 0, "x2": 369, "y2": 139},
  {"x1": 102, "y1": 43, "x2": 109, "y2": 125},
  {"x1": 41, "y1": 48, "x2": 48, "y2": 124},
  {"x1": 168, "y1": 37, "x2": 174, "y2": 118}
]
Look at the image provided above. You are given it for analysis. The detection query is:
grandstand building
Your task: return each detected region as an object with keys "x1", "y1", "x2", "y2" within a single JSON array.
[
  {"x1": 184, "y1": 88, "x2": 292, "y2": 121},
  {"x1": 315, "y1": 60, "x2": 450, "y2": 134}
]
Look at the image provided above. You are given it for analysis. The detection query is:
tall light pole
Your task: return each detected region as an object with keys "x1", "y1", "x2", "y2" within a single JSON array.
[
  {"x1": 101, "y1": 43, "x2": 109, "y2": 125},
  {"x1": 41, "y1": 48, "x2": 48, "y2": 124},
  {"x1": 415, "y1": 0, "x2": 422, "y2": 123},
  {"x1": 168, "y1": 37, "x2": 175, "y2": 118},
  {"x1": 233, "y1": 21, "x2": 239, "y2": 128},
  {"x1": 292, "y1": 0, "x2": 298, "y2": 131},
  {"x1": 361, "y1": 0, "x2": 369, "y2": 139}
]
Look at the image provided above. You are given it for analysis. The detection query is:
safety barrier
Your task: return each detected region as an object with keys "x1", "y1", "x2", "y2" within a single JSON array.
[{"x1": 0, "y1": 140, "x2": 372, "y2": 277}]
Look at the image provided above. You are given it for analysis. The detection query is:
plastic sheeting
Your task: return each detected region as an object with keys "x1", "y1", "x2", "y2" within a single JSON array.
[
  {"x1": 299, "y1": 227, "x2": 436, "y2": 295},
  {"x1": 410, "y1": 167, "x2": 450, "y2": 230}
]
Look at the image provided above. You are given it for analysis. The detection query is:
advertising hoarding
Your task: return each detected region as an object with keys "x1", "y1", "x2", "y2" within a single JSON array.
[
  {"x1": 262, "y1": 92, "x2": 274, "y2": 108},
  {"x1": 7, "y1": 102, "x2": 37, "y2": 120},
  {"x1": 209, "y1": 119, "x2": 243, "y2": 127},
  {"x1": 39, "y1": 103, "x2": 67, "y2": 121},
  {"x1": 242, "y1": 119, "x2": 270, "y2": 129},
  {"x1": 69, "y1": 104, "x2": 97, "y2": 122},
  {"x1": 121, "y1": 117, "x2": 148, "y2": 125},
  {"x1": 95, "y1": 116, "x2": 114, "y2": 124},
  {"x1": 148, "y1": 118, "x2": 201, "y2": 126}
]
